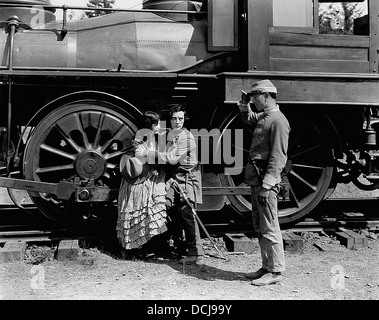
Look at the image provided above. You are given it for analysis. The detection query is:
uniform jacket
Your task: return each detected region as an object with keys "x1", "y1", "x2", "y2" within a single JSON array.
[{"x1": 240, "y1": 104, "x2": 290, "y2": 188}]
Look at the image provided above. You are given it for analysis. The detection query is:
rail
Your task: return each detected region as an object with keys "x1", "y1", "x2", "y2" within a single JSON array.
[{"x1": 0, "y1": 198, "x2": 378, "y2": 242}]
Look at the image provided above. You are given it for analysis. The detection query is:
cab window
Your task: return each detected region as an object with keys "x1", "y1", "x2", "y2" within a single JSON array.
[{"x1": 272, "y1": 0, "x2": 368, "y2": 35}]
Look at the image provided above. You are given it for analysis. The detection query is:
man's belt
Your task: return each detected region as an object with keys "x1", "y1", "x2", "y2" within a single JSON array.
[
  {"x1": 175, "y1": 163, "x2": 200, "y2": 174},
  {"x1": 173, "y1": 163, "x2": 200, "y2": 205}
]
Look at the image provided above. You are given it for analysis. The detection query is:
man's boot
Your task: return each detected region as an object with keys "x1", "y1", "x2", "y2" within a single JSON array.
[
  {"x1": 251, "y1": 272, "x2": 283, "y2": 286},
  {"x1": 245, "y1": 268, "x2": 268, "y2": 280}
]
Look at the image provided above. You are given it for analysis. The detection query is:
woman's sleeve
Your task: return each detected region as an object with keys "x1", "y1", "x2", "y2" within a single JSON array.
[{"x1": 148, "y1": 132, "x2": 195, "y2": 166}]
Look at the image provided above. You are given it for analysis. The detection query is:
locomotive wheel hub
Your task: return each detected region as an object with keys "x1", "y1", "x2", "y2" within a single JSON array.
[{"x1": 75, "y1": 151, "x2": 105, "y2": 180}]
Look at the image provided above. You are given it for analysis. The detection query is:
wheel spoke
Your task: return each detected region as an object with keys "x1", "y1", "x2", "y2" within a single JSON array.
[
  {"x1": 288, "y1": 184, "x2": 300, "y2": 208},
  {"x1": 100, "y1": 125, "x2": 132, "y2": 153},
  {"x1": 231, "y1": 143, "x2": 250, "y2": 153},
  {"x1": 55, "y1": 123, "x2": 82, "y2": 154},
  {"x1": 105, "y1": 150, "x2": 124, "y2": 161},
  {"x1": 292, "y1": 163, "x2": 325, "y2": 170},
  {"x1": 93, "y1": 113, "x2": 106, "y2": 149},
  {"x1": 291, "y1": 143, "x2": 322, "y2": 159},
  {"x1": 36, "y1": 164, "x2": 75, "y2": 174},
  {"x1": 288, "y1": 169, "x2": 317, "y2": 191},
  {"x1": 39, "y1": 144, "x2": 76, "y2": 161},
  {"x1": 74, "y1": 113, "x2": 91, "y2": 149}
]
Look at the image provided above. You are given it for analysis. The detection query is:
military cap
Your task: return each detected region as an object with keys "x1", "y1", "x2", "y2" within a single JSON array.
[{"x1": 250, "y1": 79, "x2": 277, "y2": 95}]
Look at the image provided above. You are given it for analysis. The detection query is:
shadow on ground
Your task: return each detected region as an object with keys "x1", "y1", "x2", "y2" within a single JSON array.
[{"x1": 88, "y1": 233, "x2": 251, "y2": 283}]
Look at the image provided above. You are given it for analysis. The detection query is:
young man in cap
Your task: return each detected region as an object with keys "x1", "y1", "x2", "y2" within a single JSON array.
[{"x1": 237, "y1": 79, "x2": 290, "y2": 286}]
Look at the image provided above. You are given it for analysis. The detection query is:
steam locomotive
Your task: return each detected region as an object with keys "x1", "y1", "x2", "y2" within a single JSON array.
[{"x1": 0, "y1": 0, "x2": 378, "y2": 232}]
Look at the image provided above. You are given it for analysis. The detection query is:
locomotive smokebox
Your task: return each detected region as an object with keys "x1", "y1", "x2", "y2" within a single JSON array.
[{"x1": 0, "y1": 0, "x2": 56, "y2": 27}]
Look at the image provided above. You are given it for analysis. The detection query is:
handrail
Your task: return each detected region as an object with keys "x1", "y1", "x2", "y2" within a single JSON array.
[
  {"x1": 0, "y1": 3, "x2": 207, "y2": 39},
  {"x1": 0, "y1": 3, "x2": 207, "y2": 15}
]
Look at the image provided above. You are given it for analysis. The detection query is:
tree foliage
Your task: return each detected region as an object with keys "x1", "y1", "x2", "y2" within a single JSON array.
[
  {"x1": 85, "y1": 0, "x2": 115, "y2": 18},
  {"x1": 319, "y1": 2, "x2": 364, "y2": 35}
]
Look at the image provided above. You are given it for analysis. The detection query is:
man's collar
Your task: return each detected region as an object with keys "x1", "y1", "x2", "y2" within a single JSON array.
[{"x1": 264, "y1": 104, "x2": 280, "y2": 115}]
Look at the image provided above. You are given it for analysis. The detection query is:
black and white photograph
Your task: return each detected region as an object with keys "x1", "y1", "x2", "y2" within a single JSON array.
[{"x1": 0, "y1": 0, "x2": 378, "y2": 305}]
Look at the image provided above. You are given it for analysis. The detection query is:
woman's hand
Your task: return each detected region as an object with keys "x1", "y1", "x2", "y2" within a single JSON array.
[{"x1": 135, "y1": 148, "x2": 148, "y2": 157}]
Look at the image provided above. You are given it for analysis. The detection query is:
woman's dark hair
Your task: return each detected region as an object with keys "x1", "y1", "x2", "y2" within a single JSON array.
[{"x1": 142, "y1": 111, "x2": 160, "y2": 129}]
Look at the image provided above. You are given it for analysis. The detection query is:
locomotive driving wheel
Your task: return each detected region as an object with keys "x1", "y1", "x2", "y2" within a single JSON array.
[
  {"x1": 219, "y1": 111, "x2": 334, "y2": 226},
  {"x1": 23, "y1": 98, "x2": 139, "y2": 230}
]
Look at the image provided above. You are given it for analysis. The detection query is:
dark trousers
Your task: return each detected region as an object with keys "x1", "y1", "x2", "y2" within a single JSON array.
[{"x1": 166, "y1": 185, "x2": 204, "y2": 256}]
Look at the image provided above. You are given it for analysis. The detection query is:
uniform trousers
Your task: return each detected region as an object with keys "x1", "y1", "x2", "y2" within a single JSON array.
[{"x1": 250, "y1": 184, "x2": 285, "y2": 273}]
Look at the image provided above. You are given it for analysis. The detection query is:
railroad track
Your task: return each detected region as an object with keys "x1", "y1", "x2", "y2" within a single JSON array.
[
  {"x1": 0, "y1": 197, "x2": 378, "y2": 243},
  {"x1": 0, "y1": 229, "x2": 115, "y2": 244},
  {"x1": 287, "y1": 197, "x2": 379, "y2": 232},
  {"x1": 0, "y1": 204, "x2": 115, "y2": 243}
]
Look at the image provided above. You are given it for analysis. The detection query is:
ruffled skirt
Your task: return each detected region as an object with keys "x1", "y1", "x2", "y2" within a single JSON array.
[{"x1": 116, "y1": 168, "x2": 167, "y2": 250}]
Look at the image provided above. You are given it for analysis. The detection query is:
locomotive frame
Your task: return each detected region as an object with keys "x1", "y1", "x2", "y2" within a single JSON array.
[{"x1": 0, "y1": 0, "x2": 379, "y2": 232}]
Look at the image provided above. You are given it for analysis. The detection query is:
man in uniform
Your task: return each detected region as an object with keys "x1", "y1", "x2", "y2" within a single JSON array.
[{"x1": 237, "y1": 79, "x2": 290, "y2": 286}]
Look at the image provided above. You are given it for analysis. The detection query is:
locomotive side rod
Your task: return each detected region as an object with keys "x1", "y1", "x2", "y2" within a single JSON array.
[
  {"x1": 0, "y1": 177, "x2": 251, "y2": 197},
  {"x1": 0, "y1": 177, "x2": 76, "y2": 201}
]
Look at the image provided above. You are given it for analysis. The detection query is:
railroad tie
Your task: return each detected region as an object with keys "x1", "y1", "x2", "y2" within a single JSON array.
[
  {"x1": 223, "y1": 233, "x2": 256, "y2": 254},
  {"x1": 55, "y1": 240, "x2": 79, "y2": 262},
  {"x1": 0, "y1": 241, "x2": 26, "y2": 263},
  {"x1": 282, "y1": 232, "x2": 304, "y2": 253},
  {"x1": 335, "y1": 228, "x2": 368, "y2": 250}
]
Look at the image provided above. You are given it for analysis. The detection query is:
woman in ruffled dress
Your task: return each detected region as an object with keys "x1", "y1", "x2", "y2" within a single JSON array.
[{"x1": 116, "y1": 111, "x2": 167, "y2": 255}]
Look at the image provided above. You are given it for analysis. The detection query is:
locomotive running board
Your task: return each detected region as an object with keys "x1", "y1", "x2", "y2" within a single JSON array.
[{"x1": 0, "y1": 177, "x2": 76, "y2": 200}]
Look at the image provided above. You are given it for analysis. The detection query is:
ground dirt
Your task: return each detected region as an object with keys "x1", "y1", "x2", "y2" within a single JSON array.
[
  {"x1": 0, "y1": 233, "x2": 378, "y2": 302},
  {"x1": 0, "y1": 184, "x2": 378, "y2": 302}
]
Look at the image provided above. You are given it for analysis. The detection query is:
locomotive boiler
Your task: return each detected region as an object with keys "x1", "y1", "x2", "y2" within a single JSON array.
[{"x1": 0, "y1": 0, "x2": 379, "y2": 232}]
